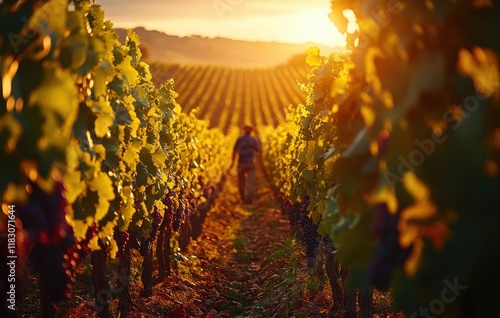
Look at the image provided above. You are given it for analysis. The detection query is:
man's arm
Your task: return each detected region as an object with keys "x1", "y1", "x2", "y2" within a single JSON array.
[
  {"x1": 230, "y1": 138, "x2": 240, "y2": 169},
  {"x1": 254, "y1": 137, "x2": 262, "y2": 152},
  {"x1": 230, "y1": 149, "x2": 237, "y2": 168}
]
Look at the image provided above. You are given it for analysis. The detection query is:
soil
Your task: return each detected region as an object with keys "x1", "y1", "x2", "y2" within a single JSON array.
[{"x1": 19, "y1": 165, "x2": 402, "y2": 318}]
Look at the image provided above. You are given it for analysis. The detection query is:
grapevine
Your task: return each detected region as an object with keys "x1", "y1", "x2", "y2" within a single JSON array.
[
  {"x1": 262, "y1": 0, "x2": 500, "y2": 316},
  {"x1": 0, "y1": 1, "x2": 233, "y2": 316}
]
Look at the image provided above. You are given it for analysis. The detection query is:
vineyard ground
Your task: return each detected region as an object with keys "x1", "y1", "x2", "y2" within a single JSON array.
[{"x1": 19, "y1": 164, "x2": 400, "y2": 318}]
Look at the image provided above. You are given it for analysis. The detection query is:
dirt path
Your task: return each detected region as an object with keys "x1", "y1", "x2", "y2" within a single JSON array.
[
  {"x1": 126, "y1": 165, "x2": 334, "y2": 318},
  {"x1": 21, "y1": 163, "x2": 399, "y2": 318}
]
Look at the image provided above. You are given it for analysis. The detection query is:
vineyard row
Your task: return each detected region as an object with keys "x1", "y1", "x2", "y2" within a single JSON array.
[
  {"x1": 0, "y1": 1, "x2": 234, "y2": 317},
  {"x1": 149, "y1": 62, "x2": 309, "y2": 133}
]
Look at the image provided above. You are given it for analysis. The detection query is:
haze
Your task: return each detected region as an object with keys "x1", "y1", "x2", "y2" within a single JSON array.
[{"x1": 98, "y1": 0, "x2": 346, "y2": 47}]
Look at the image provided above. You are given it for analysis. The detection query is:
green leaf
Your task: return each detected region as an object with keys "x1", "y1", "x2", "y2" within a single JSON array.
[
  {"x1": 29, "y1": 65, "x2": 78, "y2": 120},
  {"x1": 117, "y1": 55, "x2": 140, "y2": 87}
]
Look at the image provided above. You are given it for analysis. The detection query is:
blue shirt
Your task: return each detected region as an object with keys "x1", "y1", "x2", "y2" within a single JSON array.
[{"x1": 234, "y1": 133, "x2": 261, "y2": 164}]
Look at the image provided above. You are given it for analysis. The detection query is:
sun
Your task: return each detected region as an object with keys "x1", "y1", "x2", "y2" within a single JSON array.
[{"x1": 290, "y1": 8, "x2": 347, "y2": 48}]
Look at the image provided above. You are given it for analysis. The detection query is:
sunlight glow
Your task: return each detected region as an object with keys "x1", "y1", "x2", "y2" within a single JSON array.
[
  {"x1": 114, "y1": 7, "x2": 346, "y2": 48},
  {"x1": 343, "y1": 9, "x2": 359, "y2": 34},
  {"x1": 288, "y1": 8, "x2": 347, "y2": 47}
]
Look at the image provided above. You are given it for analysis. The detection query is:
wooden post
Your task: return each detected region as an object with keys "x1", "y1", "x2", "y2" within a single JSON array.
[
  {"x1": 40, "y1": 287, "x2": 57, "y2": 318},
  {"x1": 178, "y1": 223, "x2": 191, "y2": 253},
  {"x1": 92, "y1": 249, "x2": 111, "y2": 318},
  {"x1": 157, "y1": 226, "x2": 166, "y2": 281},
  {"x1": 342, "y1": 268, "x2": 356, "y2": 318},
  {"x1": 117, "y1": 243, "x2": 131, "y2": 318},
  {"x1": 325, "y1": 252, "x2": 344, "y2": 312},
  {"x1": 164, "y1": 227, "x2": 172, "y2": 276},
  {"x1": 140, "y1": 251, "x2": 154, "y2": 297},
  {"x1": 359, "y1": 288, "x2": 373, "y2": 318}
]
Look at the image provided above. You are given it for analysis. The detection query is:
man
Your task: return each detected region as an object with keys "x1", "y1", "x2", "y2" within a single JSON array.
[{"x1": 230, "y1": 124, "x2": 261, "y2": 204}]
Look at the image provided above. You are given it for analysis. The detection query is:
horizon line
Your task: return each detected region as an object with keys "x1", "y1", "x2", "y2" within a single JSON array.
[{"x1": 115, "y1": 25, "x2": 345, "y2": 49}]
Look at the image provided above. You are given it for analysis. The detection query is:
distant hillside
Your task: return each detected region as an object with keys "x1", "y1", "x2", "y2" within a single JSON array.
[{"x1": 115, "y1": 27, "x2": 344, "y2": 67}]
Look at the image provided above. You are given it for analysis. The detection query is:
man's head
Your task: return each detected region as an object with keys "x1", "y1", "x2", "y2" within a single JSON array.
[{"x1": 243, "y1": 124, "x2": 253, "y2": 134}]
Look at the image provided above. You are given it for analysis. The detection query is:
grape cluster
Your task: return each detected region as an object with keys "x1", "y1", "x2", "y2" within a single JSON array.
[
  {"x1": 173, "y1": 197, "x2": 187, "y2": 232},
  {"x1": 139, "y1": 239, "x2": 152, "y2": 256},
  {"x1": 151, "y1": 208, "x2": 162, "y2": 237},
  {"x1": 137, "y1": 208, "x2": 163, "y2": 257},
  {"x1": 368, "y1": 204, "x2": 411, "y2": 290},
  {"x1": 114, "y1": 229, "x2": 129, "y2": 256},
  {"x1": 187, "y1": 193, "x2": 198, "y2": 217},
  {"x1": 17, "y1": 181, "x2": 77, "y2": 302},
  {"x1": 282, "y1": 198, "x2": 301, "y2": 226},
  {"x1": 162, "y1": 194, "x2": 174, "y2": 229},
  {"x1": 298, "y1": 193, "x2": 320, "y2": 261},
  {"x1": 128, "y1": 231, "x2": 140, "y2": 249}
]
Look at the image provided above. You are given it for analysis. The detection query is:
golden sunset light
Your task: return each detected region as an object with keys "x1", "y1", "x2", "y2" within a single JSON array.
[
  {"x1": 2, "y1": 1, "x2": 498, "y2": 317},
  {"x1": 99, "y1": 0, "x2": 346, "y2": 47}
]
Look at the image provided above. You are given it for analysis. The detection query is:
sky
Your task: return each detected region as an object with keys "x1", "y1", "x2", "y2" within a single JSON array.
[{"x1": 98, "y1": 0, "x2": 347, "y2": 47}]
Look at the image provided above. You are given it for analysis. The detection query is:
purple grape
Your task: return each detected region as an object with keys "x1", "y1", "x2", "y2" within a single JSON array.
[{"x1": 368, "y1": 204, "x2": 411, "y2": 290}]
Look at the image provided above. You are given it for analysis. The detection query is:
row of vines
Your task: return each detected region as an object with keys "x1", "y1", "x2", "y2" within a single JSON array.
[
  {"x1": 262, "y1": 0, "x2": 500, "y2": 317},
  {"x1": 149, "y1": 62, "x2": 309, "y2": 133},
  {"x1": 0, "y1": 1, "x2": 233, "y2": 317}
]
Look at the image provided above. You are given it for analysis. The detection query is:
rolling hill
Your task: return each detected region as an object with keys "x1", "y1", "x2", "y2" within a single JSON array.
[{"x1": 115, "y1": 27, "x2": 344, "y2": 67}]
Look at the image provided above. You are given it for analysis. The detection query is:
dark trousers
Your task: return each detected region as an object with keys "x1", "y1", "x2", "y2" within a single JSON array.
[{"x1": 237, "y1": 163, "x2": 255, "y2": 203}]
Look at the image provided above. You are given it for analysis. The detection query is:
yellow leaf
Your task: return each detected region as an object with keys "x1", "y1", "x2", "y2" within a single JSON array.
[
  {"x1": 152, "y1": 148, "x2": 168, "y2": 168},
  {"x1": 123, "y1": 140, "x2": 142, "y2": 164},
  {"x1": 100, "y1": 220, "x2": 115, "y2": 239},
  {"x1": 29, "y1": 65, "x2": 78, "y2": 119},
  {"x1": 116, "y1": 55, "x2": 140, "y2": 87},
  {"x1": 382, "y1": 90, "x2": 394, "y2": 109},
  {"x1": 305, "y1": 46, "x2": 321, "y2": 67},
  {"x1": 94, "y1": 112, "x2": 114, "y2": 138},
  {"x1": 404, "y1": 239, "x2": 423, "y2": 276},
  {"x1": 2, "y1": 183, "x2": 27, "y2": 204},
  {"x1": 93, "y1": 60, "x2": 114, "y2": 98},
  {"x1": 360, "y1": 105, "x2": 375, "y2": 127},
  {"x1": 364, "y1": 47, "x2": 383, "y2": 93},
  {"x1": 403, "y1": 172, "x2": 429, "y2": 202},
  {"x1": 72, "y1": 219, "x2": 88, "y2": 240},
  {"x1": 119, "y1": 199, "x2": 135, "y2": 230},
  {"x1": 109, "y1": 239, "x2": 118, "y2": 259},
  {"x1": 66, "y1": 139, "x2": 81, "y2": 169},
  {"x1": 398, "y1": 201, "x2": 437, "y2": 248},
  {"x1": 457, "y1": 47, "x2": 500, "y2": 98},
  {"x1": 95, "y1": 198, "x2": 110, "y2": 222},
  {"x1": 92, "y1": 144, "x2": 106, "y2": 160},
  {"x1": 64, "y1": 170, "x2": 86, "y2": 203},
  {"x1": 88, "y1": 236, "x2": 101, "y2": 251},
  {"x1": 371, "y1": 186, "x2": 398, "y2": 214},
  {"x1": 89, "y1": 172, "x2": 115, "y2": 221},
  {"x1": 30, "y1": 0, "x2": 66, "y2": 34},
  {"x1": 0, "y1": 114, "x2": 22, "y2": 154}
]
